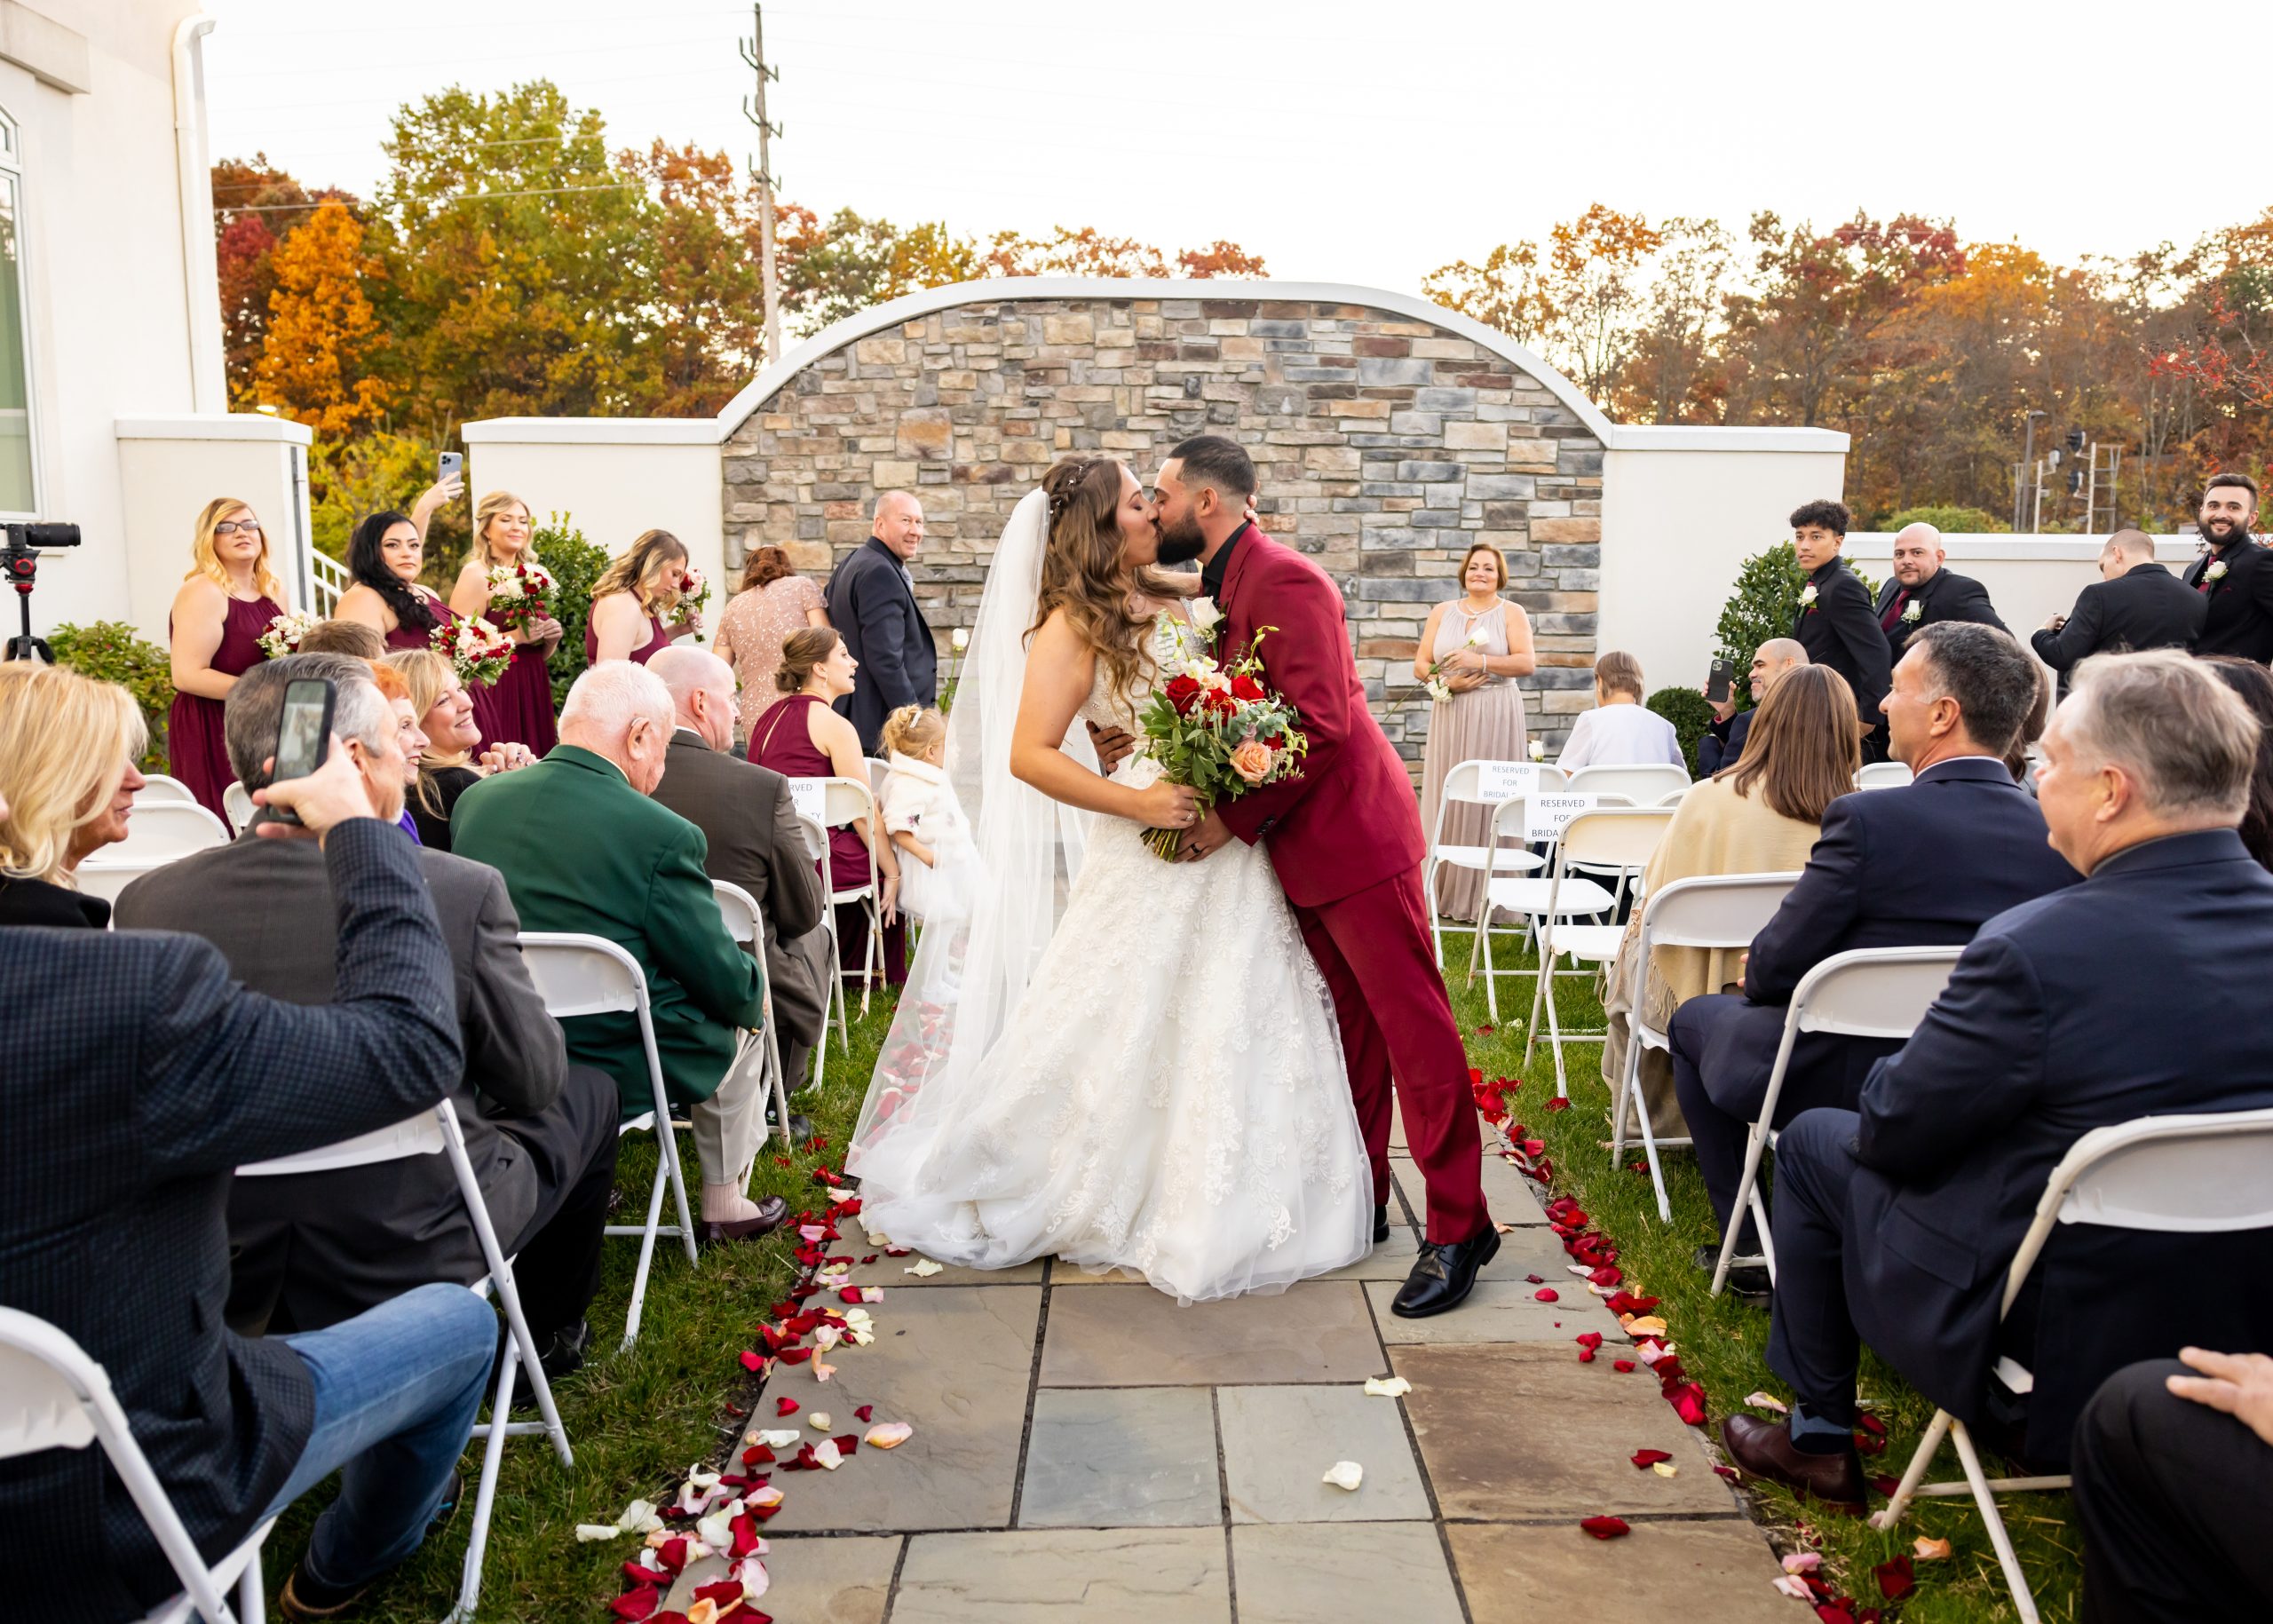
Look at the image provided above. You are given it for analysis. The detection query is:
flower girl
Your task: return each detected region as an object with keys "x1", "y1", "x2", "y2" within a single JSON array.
[{"x1": 878, "y1": 706, "x2": 977, "y2": 923}]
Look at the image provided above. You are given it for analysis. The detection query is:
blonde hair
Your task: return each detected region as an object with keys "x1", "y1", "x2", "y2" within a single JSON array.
[
  {"x1": 381, "y1": 647, "x2": 472, "y2": 768},
  {"x1": 591, "y1": 529, "x2": 688, "y2": 617},
  {"x1": 1595, "y1": 649, "x2": 1645, "y2": 701},
  {"x1": 0, "y1": 662, "x2": 147, "y2": 886},
  {"x1": 186, "y1": 496, "x2": 289, "y2": 607},
  {"x1": 880, "y1": 705, "x2": 946, "y2": 760},
  {"x1": 470, "y1": 491, "x2": 536, "y2": 571}
]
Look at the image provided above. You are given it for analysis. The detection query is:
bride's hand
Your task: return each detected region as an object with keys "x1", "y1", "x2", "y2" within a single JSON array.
[{"x1": 1133, "y1": 779, "x2": 1200, "y2": 830}]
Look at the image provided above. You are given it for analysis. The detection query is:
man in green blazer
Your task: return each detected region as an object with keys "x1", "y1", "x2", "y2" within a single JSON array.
[{"x1": 453, "y1": 661, "x2": 786, "y2": 1243}]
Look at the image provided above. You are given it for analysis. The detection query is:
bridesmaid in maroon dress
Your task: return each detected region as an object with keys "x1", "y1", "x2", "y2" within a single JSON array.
[
  {"x1": 165, "y1": 498, "x2": 290, "y2": 819},
  {"x1": 448, "y1": 490, "x2": 562, "y2": 756},
  {"x1": 586, "y1": 527, "x2": 699, "y2": 666},
  {"x1": 335, "y1": 509, "x2": 463, "y2": 661},
  {"x1": 749, "y1": 625, "x2": 907, "y2": 986}
]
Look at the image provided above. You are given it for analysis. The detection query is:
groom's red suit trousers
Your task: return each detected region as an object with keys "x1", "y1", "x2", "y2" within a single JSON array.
[{"x1": 1213, "y1": 529, "x2": 1489, "y2": 1247}]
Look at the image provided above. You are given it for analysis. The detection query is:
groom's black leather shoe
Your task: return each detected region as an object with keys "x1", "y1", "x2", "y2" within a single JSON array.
[
  {"x1": 1390, "y1": 1224, "x2": 1499, "y2": 1318},
  {"x1": 1373, "y1": 1206, "x2": 1391, "y2": 1246}
]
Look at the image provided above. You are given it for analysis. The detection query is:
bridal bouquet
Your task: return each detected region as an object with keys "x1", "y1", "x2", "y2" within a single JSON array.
[
  {"x1": 432, "y1": 614, "x2": 514, "y2": 686},
  {"x1": 257, "y1": 609, "x2": 323, "y2": 661},
  {"x1": 483, "y1": 558, "x2": 554, "y2": 631},
  {"x1": 1133, "y1": 609, "x2": 1308, "y2": 860}
]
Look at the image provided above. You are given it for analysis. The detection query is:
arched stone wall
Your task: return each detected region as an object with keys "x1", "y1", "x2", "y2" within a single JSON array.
[{"x1": 720, "y1": 290, "x2": 1605, "y2": 761}]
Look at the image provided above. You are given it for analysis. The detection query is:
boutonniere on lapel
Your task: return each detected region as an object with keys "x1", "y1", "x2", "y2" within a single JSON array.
[
  {"x1": 2206, "y1": 558, "x2": 2229, "y2": 585},
  {"x1": 1798, "y1": 583, "x2": 1819, "y2": 614},
  {"x1": 1187, "y1": 594, "x2": 1225, "y2": 646},
  {"x1": 1901, "y1": 598, "x2": 1923, "y2": 623}
]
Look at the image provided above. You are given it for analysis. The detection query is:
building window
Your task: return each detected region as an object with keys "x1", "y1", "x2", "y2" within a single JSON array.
[{"x1": 0, "y1": 109, "x2": 35, "y2": 516}]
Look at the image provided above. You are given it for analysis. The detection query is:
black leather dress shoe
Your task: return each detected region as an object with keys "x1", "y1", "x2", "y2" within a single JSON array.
[
  {"x1": 1390, "y1": 1224, "x2": 1499, "y2": 1318},
  {"x1": 701, "y1": 1193, "x2": 790, "y2": 1247},
  {"x1": 1720, "y1": 1414, "x2": 1865, "y2": 1514},
  {"x1": 1691, "y1": 1242, "x2": 1772, "y2": 1305},
  {"x1": 1373, "y1": 1205, "x2": 1391, "y2": 1245}
]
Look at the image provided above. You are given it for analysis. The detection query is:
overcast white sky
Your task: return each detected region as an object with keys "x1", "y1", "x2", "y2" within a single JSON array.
[{"x1": 204, "y1": 0, "x2": 2260, "y2": 293}]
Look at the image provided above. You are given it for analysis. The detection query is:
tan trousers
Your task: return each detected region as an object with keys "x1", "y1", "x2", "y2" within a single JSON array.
[{"x1": 689, "y1": 1031, "x2": 769, "y2": 1190}]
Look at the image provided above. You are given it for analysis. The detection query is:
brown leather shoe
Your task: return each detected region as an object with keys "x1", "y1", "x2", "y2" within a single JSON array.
[
  {"x1": 1720, "y1": 1414, "x2": 1865, "y2": 1514},
  {"x1": 701, "y1": 1194, "x2": 790, "y2": 1247}
]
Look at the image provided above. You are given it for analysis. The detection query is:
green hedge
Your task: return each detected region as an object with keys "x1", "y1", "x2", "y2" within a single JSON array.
[
  {"x1": 1646, "y1": 685, "x2": 1715, "y2": 774},
  {"x1": 49, "y1": 621, "x2": 173, "y2": 773},
  {"x1": 537, "y1": 515, "x2": 610, "y2": 711}
]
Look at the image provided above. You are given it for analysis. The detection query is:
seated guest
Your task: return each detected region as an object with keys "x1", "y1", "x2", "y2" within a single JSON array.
[
  {"x1": 1723, "y1": 652, "x2": 2273, "y2": 1508},
  {"x1": 1602, "y1": 666, "x2": 1860, "y2": 1136},
  {"x1": 647, "y1": 646, "x2": 833, "y2": 1095},
  {"x1": 0, "y1": 733, "x2": 495, "y2": 1621},
  {"x1": 297, "y1": 617, "x2": 389, "y2": 660},
  {"x1": 2000, "y1": 661, "x2": 2052, "y2": 790},
  {"x1": 1698, "y1": 638, "x2": 1807, "y2": 774},
  {"x1": 365, "y1": 657, "x2": 430, "y2": 845},
  {"x1": 452, "y1": 661, "x2": 788, "y2": 1243},
  {"x1": 2205, "y1": 656, "x2": 2273, "y2": 871},
  {"x1": 1668, "y1": 622, "x2": 2079, "y2": 1298},
  {"x1": 2072, "y1": 1350, "x2": 2273, "y2": 1620},
  {"x1": 1556, "y1": 649, "x2": 1683, "y2": 770},
  {"x1": 0, "y1": 662, "x2": 147, "y2": 927},
  {"x1": 114, "y1": 654, "x2": 617, "y2": 1380},
  {"x1": 2032, "y1": 528, "x2": 2205, "y2": 693},
  {"x1": 384, "y1": 647, "x2": 538, "y2": 852}
]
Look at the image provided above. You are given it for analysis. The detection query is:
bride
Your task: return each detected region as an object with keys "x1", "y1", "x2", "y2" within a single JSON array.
[{"x1": 846, "y1": 456, "x2": 1370, "y2": 1302}]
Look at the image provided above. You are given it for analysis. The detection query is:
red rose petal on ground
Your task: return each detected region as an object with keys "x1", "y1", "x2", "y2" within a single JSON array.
[
  {"x1": 659, "y1": 1537, "x2": 688, "y2": 1573},
  {"x1": 692, "y1": 1579, "x2": 745, "y2": 1611},
  {"x1": 622, "y1": 1561, "x2": 666, "y2": 1587},
  {"x1": 1588, "y1": 1265, "x2": 1623, "y2": 1287},
  {"x1": 1578, "y1": 1348, "x2": 1595, "y2": 1363},
  {"x1": 609, "y1": 1588, "x2": 661, "y2": 1621},
  {"x1": 1869, "y1": 1473, "x2": 1899, "y2": 1497},
  {"x1": 739, "y1": 1350, "x2": 764, "y2": 1372},
  {"x1": 1613, "y1": 1359, "x2": 1636, "y2": 1373},
  {"x1": 776, "y1": 1397, "x2": 799, "y2": 1416},
  {"x1": 774, "y1": 1156, "x2": 793, "y2": 1168},
  {"x1": 1629, "y1": 1449, "x2": 1673, "y2": 1470},
  {"x1": 855, "y1": 1405, "x2": 874, "y2": 1422},
  {"x1": 1813, "y1": 1607, "x2": 1856, "y2": 1624},
  {"x1": 1579, "y1": 1516, "x2": 1630, "y2": 1540},
  {"x1": 838, "y1": 1287, "x2": 865, "y2": 1304},
  {"x1": 1873, "y1": 1556, "x2": 1915, "y2": 1600},
  {"x1": 742, "y1": 1443, "x2": 776, "y2": 1466},
  {"x1": 1469, "y1": 1067, "x2": 1484, "y2": 1084},
  {"x1": 1525, "y1": 1274, "x2": 1544, "y2": 1284},
  {"x1": 1533, "y1": 1287, "x2": 1559, "y2": 1302},
  {"x1": 861, "y1": 1255, "x2": 878, "y2": 1264},
  {"x1": 1575, "y1": 1331, "x2": 1604, "y2": 1350},
  {"x1": 1545, "y1": 1097, "x2": 1572, "y2": 1113},
  {"x1": 724, "y1": 1403, "x2": 746, "y2": 1418},
  {"x1": 838, "y1": 1435, "x2": 859, "y2": 1454},
  {"x1": 1667, "y1": 1382, "x2": 1708, "y2": 1426},
  {"x1": 1856, "y1": 1412, "x2": 1887, "y2": 1438},
  {"x1": 777, "y1": 1347, "x2": 813, "y2": 1365},
  {"x1": 729, "y1": 1513, "x2": 761, "y2": 1557}
]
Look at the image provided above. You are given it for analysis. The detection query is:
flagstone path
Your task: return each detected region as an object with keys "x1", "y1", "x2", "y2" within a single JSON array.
[{"x1": 671, "y1": 1118, "x2": 1793, "y2": 1622}]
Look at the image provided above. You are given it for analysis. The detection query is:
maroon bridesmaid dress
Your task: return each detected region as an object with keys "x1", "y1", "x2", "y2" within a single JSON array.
[
  {"x1": 748, "y1": 693, "x2": 907, "y2": 986},
  {"x1": 471, "y1": 639, "x2": 559, "y2": 757},
  {"x1": 165, "y1": 593, "x2": 284, "y2": 819},
  {"x1": 384, "y1": 592, "x2": 456, "y2": 653},
  {"x1": 583, "y1": 596, "x2": 676, "y2": 666}
]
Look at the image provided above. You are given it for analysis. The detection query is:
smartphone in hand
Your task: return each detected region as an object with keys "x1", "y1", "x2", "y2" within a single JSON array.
[
  {"x1": 258, "y1": 677, "x2": 337, "y2": 827},
  {"x1": 1706, "y1": 658, "x2": 1734, "y2": 705},
  {"x1": 439, "y1": 450, "x2": 463, "y2": 486}
]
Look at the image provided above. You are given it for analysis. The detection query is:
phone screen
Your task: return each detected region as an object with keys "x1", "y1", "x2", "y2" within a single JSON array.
[{"x1": 273, "y1": 680, "x2": 334, "y2": 782}]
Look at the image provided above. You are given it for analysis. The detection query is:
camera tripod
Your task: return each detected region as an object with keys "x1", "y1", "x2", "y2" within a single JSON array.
[{"x1": 3, "y1": 521, "x2": 84, "y2": 661}]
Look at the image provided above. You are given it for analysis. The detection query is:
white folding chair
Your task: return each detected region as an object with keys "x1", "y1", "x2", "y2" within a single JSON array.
[
  {"x1": 865, "y1": 757, "x2": 891, "y2": 801},
  {"x1": 1422, "y1": 758, "x2": 1548, "y2": 969},
  {"x1": 1857, "y1": 761, "x2": 1914, "y2": 789},
  {"x1": 517, "y1": 932, "x2": 696, "y2": 1350},
  {"x1": 1869, "y1": 1106, "x2": 2273, "y2": 1624},
  {"x1": 1471, "y1": 786, "x2": 1617, "y2": 1024},
  {"x1": 1612, "y1": 872, "x2": 1802, "y2": 1221},
  {"x1": 75, "y1": 802, "x2": 232, "y2": 900},
  {"x1": 1565, "y1": 763, "x2": 1692, "y2": 805},
  {"x1": 238, "y1": 1099, "x2": 572, "y2": 1624},
  {"x1": 1655, "y1": 785, "x2": 1693, "y2": 807},
  {"x1": 711, "y1": 879, "x2": 796, "y2": 1145},
  {"x1": 1521, "y1": 808, "x2": 1675, "y2": 1098},
  {"x1": 1712, "y1": 946, "x2": 1964, "y2": 1294},
  {"x1": 133, "y1": 774, "x2": 202, "y2": 807},
  {"x1": 0, "y1": 1309, "x2": 273, "y2": 1624},
  {"x1": 793, "y1": 775, "x2": 886, "y2": 1017},
  {"x1": 796, "y1": 809, "x2": 848, "y2": 1063},
  {"x1": 221, "y1": 782, "x2": 256, "y2": 834}
]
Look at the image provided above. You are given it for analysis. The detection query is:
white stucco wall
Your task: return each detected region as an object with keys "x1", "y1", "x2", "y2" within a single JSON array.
[{"x1": 115, "y1": 413, "x2": 311, "y2": 641}]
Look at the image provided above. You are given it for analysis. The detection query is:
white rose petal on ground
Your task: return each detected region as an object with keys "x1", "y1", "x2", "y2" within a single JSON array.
[
  {"x1": 812, "y1": 1438, "x2": 844, "y2": 1470},
  {"x1": 574, "y1": 1524, "x2": 623, "y2": 1542},
  {"x1": 864, "y1": 1422, "x2": 914, "y2": 1449},
  {"x1": 905, "y1": 1257, "x2": 945, "y2": 1277},
  {"x1": 1321, "y1": 1461, "x2": 1364, "y2": 1492},
  {"x1": 1362, "y1": 1376, "x2": 1412, "y2": 1398}
]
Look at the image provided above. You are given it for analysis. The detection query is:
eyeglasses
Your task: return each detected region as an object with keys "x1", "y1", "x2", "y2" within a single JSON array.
[{"x1": 214, "y1": 520, "x2": 262, "y2": 536}]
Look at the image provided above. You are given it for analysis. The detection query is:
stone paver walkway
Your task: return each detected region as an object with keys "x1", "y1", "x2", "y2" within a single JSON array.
[{"x1": 672, "y1": 1116, "x2": 1792, "y2": 1621}]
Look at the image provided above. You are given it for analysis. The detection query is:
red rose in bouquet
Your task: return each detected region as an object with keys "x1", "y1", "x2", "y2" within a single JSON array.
[
  {"x1": 1164, "y1": 673, "x2": 1202, "y2": 715},
  {"x1": 1134, "y1": 617, "x2": 1308, "y2": 860}
]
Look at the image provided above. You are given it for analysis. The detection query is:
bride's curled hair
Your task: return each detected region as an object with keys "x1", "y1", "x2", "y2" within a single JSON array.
[{"x1": 1032, "y1": 456, "x2": 1175, "y2": 723}]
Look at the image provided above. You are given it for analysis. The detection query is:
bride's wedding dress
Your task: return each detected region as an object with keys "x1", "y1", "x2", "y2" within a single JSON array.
[{"x1": 846, "y1": 493, "x2": 1369, "y2": 1303}]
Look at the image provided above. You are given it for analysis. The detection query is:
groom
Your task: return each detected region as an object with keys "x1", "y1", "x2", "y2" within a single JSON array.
[{"x1": 1152, "y1": 434, "x2": 1496, "y2": 1316}]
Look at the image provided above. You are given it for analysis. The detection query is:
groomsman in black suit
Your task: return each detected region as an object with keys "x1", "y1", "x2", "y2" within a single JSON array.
[
  {"x1": 1722, "y1": 652, "x2": 2273, "y2": 1510},
  {"x1": 1668, "y1": 623, "x2": 2079, "y2": 1298},
  {"x1": 2032, "y1": 529, "x2": 2206, "y2": 693},
  {"x1": 1787, "y1": 500, "x2": 1894, "y2": 761},
  {"x1": 1873, "y1": 522, "x2": 2007, "y2": 662},
  {"x1": 826, "y1": 490, "x2": 939, "y2": 754},
  {"x1": 2185, "y1": 473, "x2": 2273, "y2": 662}
]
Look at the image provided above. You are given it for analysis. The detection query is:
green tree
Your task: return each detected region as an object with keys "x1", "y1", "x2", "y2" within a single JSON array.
[
  {"x1": 1885, "y1": 504, "x2": 2007, "y2": 533},
  {"x1": 1713, "y1": 543, "x2": 1808, "y2": 708},
  {"x1": 537, "y1": 514, "x2": 610, "y2": 709},
  {"x1": 1646, "y1": 686, "x2": 1715, "y2": 771},
  {"x1": 50, "y1": 622, "x2": 173, "y2": 772}
]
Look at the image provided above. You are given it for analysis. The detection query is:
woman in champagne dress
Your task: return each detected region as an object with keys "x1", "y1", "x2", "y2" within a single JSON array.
[{"x1": 1414, "y1": 542, "x2": 1536, "y2": 923}]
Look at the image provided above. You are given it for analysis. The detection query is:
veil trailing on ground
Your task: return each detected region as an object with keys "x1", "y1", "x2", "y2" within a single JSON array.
[{"x1": 847, "y1": 487, "x2": 1097, "y2": 1179}]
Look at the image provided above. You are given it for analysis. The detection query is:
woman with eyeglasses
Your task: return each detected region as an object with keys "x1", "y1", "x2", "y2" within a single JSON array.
[{"x1": 165, "y1": 498, "x2": 292, "y2": 819}]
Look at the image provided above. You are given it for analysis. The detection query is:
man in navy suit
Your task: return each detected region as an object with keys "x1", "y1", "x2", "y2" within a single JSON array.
[
  {"x1": 1723, "y1": 651, "x2": 2273, "y2": 1511},
  {"x1": 825, "y1": 490, "x2": 939, "y2": 753},
  {"x1": 1698, "y1": 638, "x2": 1806, "y2": 774},
  {"x1": 1669, "y1": 624, "x2": 2079, "y2": 1298}
]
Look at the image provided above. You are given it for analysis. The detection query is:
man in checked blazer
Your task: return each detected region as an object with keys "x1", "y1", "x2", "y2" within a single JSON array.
[{"x1": 0, "y1": 741, "x2": 498, "y2": 1620}]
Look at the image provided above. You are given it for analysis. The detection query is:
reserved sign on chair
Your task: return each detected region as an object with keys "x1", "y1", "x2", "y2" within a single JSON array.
[
  {"x1": 788, "y1": 778, "x2": 828, "y2": 823},
  {"x1": 1476, "y1": 761, "x2": 1540, "y2": 801},
  {"x1": 1525, "y1": 793, "x2": 1598, "y2": 843}
]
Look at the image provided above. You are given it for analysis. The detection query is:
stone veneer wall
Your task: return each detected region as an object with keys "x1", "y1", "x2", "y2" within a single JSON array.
[{"x1": 721, "y1": 295, "x2": 1604, "y2": 764}]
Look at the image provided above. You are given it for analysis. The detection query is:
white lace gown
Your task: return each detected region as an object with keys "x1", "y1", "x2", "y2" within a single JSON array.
[{"x1": 851, "y1": 662, "x2": 1372, "y2": 1303}]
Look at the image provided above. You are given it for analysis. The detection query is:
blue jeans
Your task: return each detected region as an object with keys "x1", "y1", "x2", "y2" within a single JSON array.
[{"x1": 263, "y1": 1283, "x2": 495, "y2": 1589}]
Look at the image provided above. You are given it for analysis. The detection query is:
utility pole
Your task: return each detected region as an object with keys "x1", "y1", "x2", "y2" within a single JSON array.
[
  {"x1": 2015, "y1": 409, "x2": 2047, "y2": 533},
  {"x1": 740, "y1": 4, "x2": 783, "y2": 365}
]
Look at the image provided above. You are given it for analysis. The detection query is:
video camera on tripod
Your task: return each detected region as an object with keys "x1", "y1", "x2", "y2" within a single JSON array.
[{"x1": 3, "y1": 521, "x2": 83, "y2": 662}]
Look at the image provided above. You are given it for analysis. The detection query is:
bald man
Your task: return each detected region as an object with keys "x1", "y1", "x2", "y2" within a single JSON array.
[
  {"x1": 825, "y1": 491, "x2": 939, "y2": 753},
  {"x1": 2033, "y1": 529, "x2": 2206, "y2": 692},
  {"x1": 1699, "y1": 638, "x2": 1810, "y2": 774},
  {"x1": 1873, "y1": 522, "x2": 2007, "y2": 662}
]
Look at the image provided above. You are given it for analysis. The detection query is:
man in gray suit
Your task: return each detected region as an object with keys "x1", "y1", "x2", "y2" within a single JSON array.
[
  {"x1": 115, "y1": 654, "x2": 619, "y2": 1376},
  {"x1": 649, "y1": 646, "x2": 832, "y2": 1097}
]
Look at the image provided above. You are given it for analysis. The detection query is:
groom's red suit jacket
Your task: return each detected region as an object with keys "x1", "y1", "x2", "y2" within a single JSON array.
[{"x1": 1214, "y1": 529, "x2": 1426, "y2": 907}]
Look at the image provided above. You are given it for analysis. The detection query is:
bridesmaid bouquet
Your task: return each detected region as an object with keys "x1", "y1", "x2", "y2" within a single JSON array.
[
  {"x1": 483, "y1": 559, "x2": 554, "y2": 631},
  {"x1": 1424, "y1": 626, "x2": 1490, "y2": 703},
  {"x1": 257, "y1": 609, "x2": 323, "y2": 661},
  {"x1": 1133, "y1": 613, "x2": 1308, "y2": 860},
  {"x1": 675, "y1": 564, "x2": 710, "y2": 637},
  {"x1": 432, "y1": 615, "x2": 515, "y2": 686}
]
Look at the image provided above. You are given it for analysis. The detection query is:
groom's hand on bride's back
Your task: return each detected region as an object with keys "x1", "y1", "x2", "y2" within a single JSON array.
[{"x1": 1086, "y1": 719, "x2": 1137, "y2": 774}]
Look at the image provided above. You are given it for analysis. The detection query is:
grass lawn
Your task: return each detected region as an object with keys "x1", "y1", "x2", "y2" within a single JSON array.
[
  {"x1": 266, "y1": 989, "x2": 900, "y2": 1623},
  {"x1": 1439, "y1": 925, "x2": 2083, "y2": 1624}
]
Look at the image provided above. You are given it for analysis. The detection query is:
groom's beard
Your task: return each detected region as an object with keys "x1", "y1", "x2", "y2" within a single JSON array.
[{"x1": 1155, "y1": 514, "x2": 1207, "y2": 566}]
